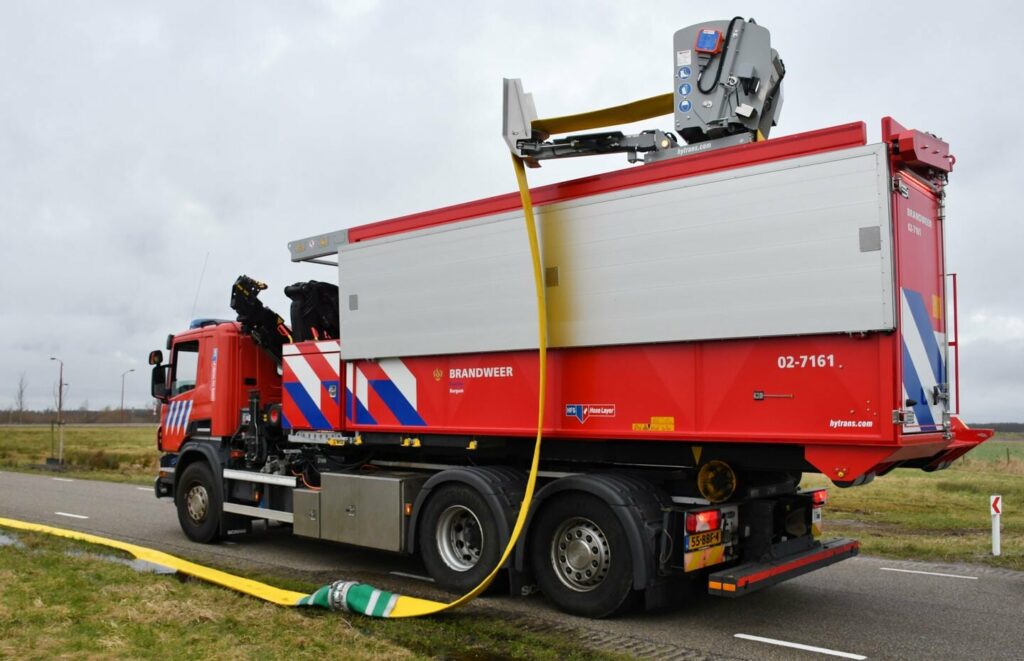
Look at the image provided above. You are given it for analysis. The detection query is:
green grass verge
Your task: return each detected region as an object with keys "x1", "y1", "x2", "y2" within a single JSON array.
[
  {"x1": 803, "y1": 438, "x2": 1024, "y2": 571},
  {"x1": 0, "y1": 424, "x2": 157, "y2": 484},
  {"x1": 0, "y1": 531, "x2": 410, "y2": 659},
  {"x1": 0, "y1": 531, "x2": 625, "y2": 660}
]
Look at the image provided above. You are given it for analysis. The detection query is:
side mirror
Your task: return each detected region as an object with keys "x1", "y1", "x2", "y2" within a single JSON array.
[
  {"x1": 148, "y1": 350, "x2": 164, "y2": 366},
  {"x1": 151, "y1": 365, "x2": 169, "y2": 401}
]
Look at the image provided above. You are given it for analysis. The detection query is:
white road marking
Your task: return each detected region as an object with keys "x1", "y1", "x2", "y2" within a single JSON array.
[
  {"x1": 880, "y1": 567, "x2": 977, "y2": 580},
  {"x1": 136, "y1": 487, "x2": 151, "y2": 492},
  {"x1": 389, "y1": 571, "x2": 435, "y2": 583},
  {"x1": 52, "y1": 477, "x2": 73, "y2": 482},
  {"x1": 734, "y1": 634, "x2": 866, "y2": 660},
  {"x1": 54, "y1": 511, "x2": 89, "y2": 520}
]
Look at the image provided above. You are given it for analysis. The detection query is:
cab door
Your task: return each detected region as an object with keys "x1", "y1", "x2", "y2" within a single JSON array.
[{"x1": 162, "y1": 339, "x2": 201, "y2": 451}]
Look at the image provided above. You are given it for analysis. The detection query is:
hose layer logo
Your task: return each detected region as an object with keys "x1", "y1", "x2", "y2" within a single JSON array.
[{"x1": 565, "y1": 403, "x2": 616, "y2": 424}]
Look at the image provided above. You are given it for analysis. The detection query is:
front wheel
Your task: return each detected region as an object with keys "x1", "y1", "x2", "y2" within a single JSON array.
[
  {"x1": 175, "y1": 461, "x2": 222, "y2": 543},
  {"x1": 419, "y1": 484, "x2": 501, "y2": 593},
  {"x1": 530, "y1": 493, "x2": 635, "y2": 618}
]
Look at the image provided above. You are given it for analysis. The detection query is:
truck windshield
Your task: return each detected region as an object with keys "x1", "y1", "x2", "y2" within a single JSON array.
[{"x1": 171, "y1": 341, "x2": 199, "y2": 396}]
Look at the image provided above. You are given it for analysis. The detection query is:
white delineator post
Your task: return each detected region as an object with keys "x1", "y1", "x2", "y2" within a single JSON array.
[{"x1": 990, "y1": 495, "x2": 1002, "y2": 557}]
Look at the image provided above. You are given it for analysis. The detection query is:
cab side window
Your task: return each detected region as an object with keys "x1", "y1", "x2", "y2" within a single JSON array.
[{"x1": 171, "y1": 341, "x2": 199, "y2": 396}]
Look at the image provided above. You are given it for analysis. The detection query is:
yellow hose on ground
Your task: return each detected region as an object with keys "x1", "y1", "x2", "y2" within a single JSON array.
[
  {"x1": 0, "y1": 515, "x2": 307, "y2": 605},
  {"x1": 1, "y1": 94, "x2": 673, "y2": 617}
]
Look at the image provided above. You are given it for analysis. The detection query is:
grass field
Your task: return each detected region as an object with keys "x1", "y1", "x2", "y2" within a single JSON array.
[
  {"x1": 0, "y1": 424, "x2": 157, "y2": 483},
  {"x1": 0, "y1": 530, "x2": 626, "y2": 660},
  {"x1": 803, "y1": 437, "x2": 1024, "y2": 571}
]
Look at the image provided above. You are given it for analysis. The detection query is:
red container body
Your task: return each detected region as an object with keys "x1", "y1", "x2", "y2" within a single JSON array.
[{"x1": 280, "y1": 120, "x2": 962, "y2": 483}]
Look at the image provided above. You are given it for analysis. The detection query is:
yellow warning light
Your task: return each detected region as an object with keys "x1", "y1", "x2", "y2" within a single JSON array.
[{"x1": 404, "y1": 503, "x2": 413, "y2": 516}]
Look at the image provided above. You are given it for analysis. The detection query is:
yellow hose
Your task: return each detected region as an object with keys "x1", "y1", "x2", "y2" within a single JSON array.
[
  {"x1": 0, "y1": 515, "x2": 307, "y2": 606},
  {"x1": 388, "y1": 153, "x2": 547, "y2": 616},
  {"x1": 532, "y1": 92, "x2": 673, "y2": 136}
]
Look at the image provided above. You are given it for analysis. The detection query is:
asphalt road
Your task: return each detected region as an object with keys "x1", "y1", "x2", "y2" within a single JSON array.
[{"x1": 2, "y1": 470, "x2": 1021, "y2": 660}]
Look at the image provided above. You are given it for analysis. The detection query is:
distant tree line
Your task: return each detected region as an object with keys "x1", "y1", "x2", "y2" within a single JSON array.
[
  {"x1": 1, "y1": 407, "x2": 158, "y2": 425},
  {"x1": 977, "y1": 422, "x2": 1024, "y2": 433}
]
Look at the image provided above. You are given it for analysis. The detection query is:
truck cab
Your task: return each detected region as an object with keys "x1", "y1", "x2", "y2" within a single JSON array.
[{"x1": 150, "y1": 320, "x2": 281, "y2": 453}]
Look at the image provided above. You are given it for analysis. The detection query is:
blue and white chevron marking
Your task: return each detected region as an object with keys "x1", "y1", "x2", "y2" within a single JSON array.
[
  {"x1": 900, "y1": 288, "x2": 946, "y2": 431},
  {"x1": 166, "y1": 399, "x2": 193, "y2": 434}
]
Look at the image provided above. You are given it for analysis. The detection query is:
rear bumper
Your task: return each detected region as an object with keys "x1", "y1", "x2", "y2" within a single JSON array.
[{"x1": 708, "y1": 538, "x2": 859, "y2": 597}]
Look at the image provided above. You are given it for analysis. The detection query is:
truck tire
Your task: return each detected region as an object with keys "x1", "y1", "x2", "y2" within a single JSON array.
[
  {"x1": 176, "y1": 461, "x2": 222, "y2": 543},
  {"x1": 530, "y1": 492, "x2": 635, "y2": 618},
  {"x1": 419, "y1": 483, "x2": 501, "y2": 594}
]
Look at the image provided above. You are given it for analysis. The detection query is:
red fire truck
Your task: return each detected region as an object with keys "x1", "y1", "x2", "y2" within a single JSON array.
[{"x1": 149, "y1": 19, "x2": 991, "y2": 617}]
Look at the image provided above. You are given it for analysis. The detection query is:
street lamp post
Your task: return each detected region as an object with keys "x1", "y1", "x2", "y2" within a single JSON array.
[
  {"x1": 49, "y1": 356, "x2": 64, "y2": 466},
  {"x1": 120, "y1": 368, "x2": 135, "y2": 423}
]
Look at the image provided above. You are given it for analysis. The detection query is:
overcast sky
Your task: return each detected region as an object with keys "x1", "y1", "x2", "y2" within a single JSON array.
[{"x1": 1, "y1": 1, "x2": 1020, "y2": 421}]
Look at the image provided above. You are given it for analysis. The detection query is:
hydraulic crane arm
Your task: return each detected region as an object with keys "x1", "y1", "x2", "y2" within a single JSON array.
[{"x1": 230, "y1": 275, "x2": 292, "y2": 364}]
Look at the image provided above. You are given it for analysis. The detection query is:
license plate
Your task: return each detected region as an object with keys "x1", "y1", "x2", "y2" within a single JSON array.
[{"x1": 685, "y1": 529, "x2": 722, "y2": 551}]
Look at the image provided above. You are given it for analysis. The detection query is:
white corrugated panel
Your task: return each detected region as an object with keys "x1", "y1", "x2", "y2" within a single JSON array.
[{"x1": 338, "y1": 144, "x2": 893, "y2": 360}]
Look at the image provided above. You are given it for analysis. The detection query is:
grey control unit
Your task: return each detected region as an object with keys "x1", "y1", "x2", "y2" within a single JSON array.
[
  {"x1": 504, "y1": 16, "x2": 784, "y2": 164},
  {"x1": 672, "y1": 19, "x2": 784, "y2": 145}
]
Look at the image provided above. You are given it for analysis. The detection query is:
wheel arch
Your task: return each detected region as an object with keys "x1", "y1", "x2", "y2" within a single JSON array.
[
  {"x1": 517, "y1": 473, "x2": 667, "y2": 591},
  {"x1": 173, "y1": 442, "x2": 223, "y2": 495},
  {"x1": 173, "y1": 441, "x2": 229, "y2": 531},
  {"x1": 407, "y1": 466, "x2": 525, "y2": 557}
]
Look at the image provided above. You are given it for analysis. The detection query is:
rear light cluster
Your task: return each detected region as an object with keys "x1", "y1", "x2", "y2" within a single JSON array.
[
  {"x1": 685, "y1": 509, "x2": 721, "y2": 533},
  {"x1": 809, "y1": 489, "x2": 828, "y2": 507}
]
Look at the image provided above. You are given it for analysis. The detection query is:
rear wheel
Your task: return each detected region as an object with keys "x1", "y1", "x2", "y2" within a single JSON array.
[
  {"x1": 176, "y1": 461, "x2": 222, "y2": 543},
  {"x1": 419, "y1": 484, "x2": 501, "y2": 593},
  {"x1": 530, "y1": 493, "x2": 635, "y2": 618}
]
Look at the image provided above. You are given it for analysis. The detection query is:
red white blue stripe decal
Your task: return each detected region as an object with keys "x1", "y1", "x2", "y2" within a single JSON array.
[
  {"x1": 166, "y1": 399, "x2": 193, "y2": 434},
  {"x1": 901, "y1": 288, "x2": 945, "y2": 429},
  {"x1": 346, "y1": 358, "x2": 425, "y2": 427},
  {"x1": 282, "y1": 341, "x2": 341, "y2": 430}
]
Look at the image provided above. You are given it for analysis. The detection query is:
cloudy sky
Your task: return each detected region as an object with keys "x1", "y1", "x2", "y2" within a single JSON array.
[{"x1": 1, "y1": 1, "x2": 1020, "y2": 421}]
